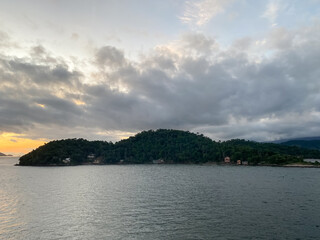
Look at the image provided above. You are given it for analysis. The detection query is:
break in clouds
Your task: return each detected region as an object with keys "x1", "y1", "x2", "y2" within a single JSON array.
[{"x1": 0, "y1": 23, "x2": 320, "y2": 142}]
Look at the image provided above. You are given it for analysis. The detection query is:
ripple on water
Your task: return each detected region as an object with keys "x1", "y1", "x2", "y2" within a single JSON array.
[{"x1": 0, "y1": 164, "x2": 320, "y2": 239}]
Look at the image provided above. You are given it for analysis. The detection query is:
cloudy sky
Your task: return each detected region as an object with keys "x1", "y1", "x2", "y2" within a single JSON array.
[{"x1": 0, "y1": 0, "x2": 320, "y2": 155}]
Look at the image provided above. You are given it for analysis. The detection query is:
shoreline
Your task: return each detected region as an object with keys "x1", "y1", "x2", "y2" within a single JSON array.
[{"x1": 15, "y1": 162, "x2": 320, "y2": 168}]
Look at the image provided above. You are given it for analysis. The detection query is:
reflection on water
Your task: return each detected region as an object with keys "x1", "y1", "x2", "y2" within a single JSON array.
[
  {"x1": 0, "y1": 188, "x2": 21, "y2": 237},
  {"x1": 0, "y1": 157, "x2": 24, "y2": 238},
  {"x1": 1, "y1": 157, "x2": 320, "y2": 239}
]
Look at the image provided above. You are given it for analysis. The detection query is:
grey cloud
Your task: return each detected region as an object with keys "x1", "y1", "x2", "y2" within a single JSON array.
[
  {"x1": 0, "y1": 88, "x2": 84, "y2": 131},
  {"x1": 1, "y1": 26, "x2": 320, "y2": 142},
  {"x1": 181, "y1": 33, "x2": 218, "y2": 55},
  {"x1": 88, "y1": 29, "x2": 319, "y2": 140},
  {"x1": 231, "y1": 37, "x2": 253, "y2": 51},
  {"x1": 87, "y1": 29, "x2": 320, "y2": 140},
  {"x1": 267, "y1": 27, "x2": 293, "y2": 49},
  {"x1": 30, "y1": 45, "x2": 59, "y2": 64},
  {"x1": 52, "y1": 65, "x2": 80, "y2": 83},
  {"x1": 141, "y1": 50, "x2": 177, "y2": 71},
  {"x1": 196, "y1": 112, "x2": 320, "y2": 142},
  {"x1": 95, "y1": 46, "x2": 126, "y2": 69},
  {"x1": 0, "y1": 50, "x2": 85, "y2": 135},
  {"x1": 6, "y1": 59, "x2": 81, "y2": 87},
  {"x1": 31, "y1": 45, "x2": 47, "y2": 56}
]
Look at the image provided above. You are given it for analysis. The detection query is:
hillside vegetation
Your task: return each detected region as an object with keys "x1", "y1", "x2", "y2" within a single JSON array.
[
  {"x1": 19, "y1": 129, "x2": 320, "y2": 166},
  {"x1": 281, "y1": 140, "x2": 320, "y2": 151}
]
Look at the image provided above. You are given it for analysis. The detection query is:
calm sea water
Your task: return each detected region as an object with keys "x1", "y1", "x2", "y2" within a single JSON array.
[{"x1": 1, "y1": 157, "x2": 320, "y2": 240}]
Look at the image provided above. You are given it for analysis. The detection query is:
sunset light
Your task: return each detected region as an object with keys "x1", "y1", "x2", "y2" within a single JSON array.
[
  {"x1": 0, "y1": 132, "x2": 46, "y2": 156},
  {"x1": 1, "y1": 1, "x2": 320, "y2": 240}
]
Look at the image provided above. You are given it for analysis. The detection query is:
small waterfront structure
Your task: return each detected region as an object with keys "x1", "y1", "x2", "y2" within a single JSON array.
[
  {"x1": 87, "y1": 154, "x2": 95, "y2": 160},
  {"x1": 304, "y1": 159, "x2": 320, "y2": 163},
  {"x1": 224, "y1": 157, "x2": 231, "y2": 163},
  {"x1": 237, "y1": 160, "x2": 242, "y2": 165},
  {"x1": 153, "y1": 159, "x2": 164, "y2": 164},
  {"x1": 242, "y1": 161, "x2": 248, "y2": 165},
  {"x1": 62, "y1": 158, "x2": 71, "y2": 164},
  {"x1": 92, "y1": 159, "x2": 101, "y2": 164}
]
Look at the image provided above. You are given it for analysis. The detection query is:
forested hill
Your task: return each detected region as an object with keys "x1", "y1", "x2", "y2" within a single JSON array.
[
  {"x1": 281, "y1": 140, "x2": 320, "y2": 151},
  {"x1": 19, "y1": 129, "x2": 320, "y2": 166}
]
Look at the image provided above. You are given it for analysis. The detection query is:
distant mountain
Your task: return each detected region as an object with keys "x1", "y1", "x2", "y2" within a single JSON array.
[
  {"x1": 281, "y1": 140, "x2": 320, "y2": 151},
  {"x1": 270, "y1": 136, "x2": 320, "y2": 144},
  {"x1": 0, "y1": 152, "x2": 7, "y2": 156}
]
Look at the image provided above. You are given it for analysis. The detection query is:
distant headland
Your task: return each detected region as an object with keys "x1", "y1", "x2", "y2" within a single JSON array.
[
  {"x1": 18, "y1": 129, "x2": 320, "y2": 167},
  {"x1": 0, "y1": 152, "x2": 12, "y2": 157}
]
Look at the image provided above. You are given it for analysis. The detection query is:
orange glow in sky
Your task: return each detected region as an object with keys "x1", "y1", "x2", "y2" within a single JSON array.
[{"x1": 0, "y1": 132, "x2": 47, "y2": 156}]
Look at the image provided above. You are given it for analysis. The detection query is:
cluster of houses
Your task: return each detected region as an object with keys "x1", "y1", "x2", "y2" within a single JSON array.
[
  {"x1": 62, "y1": 155, "x2": 250, "y2": 165},
  {"x1": 62, "y1": 157, "x2": 71, "y2": 164},
  {"x1": 224, "y1": 156, "x2": 248, "y2": 165},
  {"x1": 304, "y1": 159, "x2": 320, "y2": 164},
  {"x1": 62, "y1": 155, "x2": 166, "y2": 165},
  {"x1": 152, "y1": 159, "x2": 165, "y2": 164},
  {"x1": 62, "y1": 154, "x2": 102, "y2": 165}
]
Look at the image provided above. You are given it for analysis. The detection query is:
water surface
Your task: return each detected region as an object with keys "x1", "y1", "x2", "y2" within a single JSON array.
[{"x1": 1, "y1": 157, "x2": 320, "y2": 239}]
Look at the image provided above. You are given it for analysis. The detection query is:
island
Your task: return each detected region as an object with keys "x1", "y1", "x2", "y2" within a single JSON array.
[
  {"x1": 0, "y1": 152, "x2": 11, "y2": 157},
  {"x1": 18, "y1": 129, "x2": 320, "y2": 167}
]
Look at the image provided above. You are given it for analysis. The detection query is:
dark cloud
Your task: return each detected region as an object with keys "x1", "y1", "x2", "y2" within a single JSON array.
[
  {"x1": 0, "y1": 53, "x2": 85, "y2": 136},
  {"x1": 5, "y1": 58, "x2": 81, "y2": 87},
  {"x1": 0, "y1": 25, "x2": 320, "y2": 141}
]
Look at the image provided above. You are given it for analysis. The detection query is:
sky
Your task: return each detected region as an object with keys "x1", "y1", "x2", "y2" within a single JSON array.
[{"x1": 0, "y1": 0, "x2": 320, "y2": 155}]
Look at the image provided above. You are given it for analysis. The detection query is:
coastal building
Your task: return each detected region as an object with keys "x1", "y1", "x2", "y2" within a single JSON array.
[
  {"x1": 224, "y1": 157, "x2": 231, "y2": 163},
  {"x1": 92, "y1": 159, "x2": 101, "y2": 164},
  {"x1": 242, "y1": 161, "x2": 248, "y2": 165},
  {"x1": 62, "y1": 158, "x2": 71, "y2": 164},
  {"x1": 153, "y1": 159, "x2": 164, "y2": 164},
  {"x1": 304, "y1": 159, "x2": 320, "y2": 163},
  {"x1": 237, "y1": 160, "x2": 242, "y2": 165},
  {"x1": 87, "y1": 154, "x2": 95, "y2": 160}
]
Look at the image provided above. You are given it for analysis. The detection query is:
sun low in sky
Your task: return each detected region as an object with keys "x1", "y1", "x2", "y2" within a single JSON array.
[{"x1": 0, "y1": 0, "x2": 320, "y2": 155}]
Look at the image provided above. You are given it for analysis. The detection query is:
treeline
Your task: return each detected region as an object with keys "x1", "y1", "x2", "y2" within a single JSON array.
[
  {"x1": 19, "y1": 129, "x2": 320, "y2": 166},
  {"x1": 220, "y1": 139, "x2": 320, "y2": 165}
]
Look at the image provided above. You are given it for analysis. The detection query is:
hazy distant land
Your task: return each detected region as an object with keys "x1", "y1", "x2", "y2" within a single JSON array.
[{"x1": 0, "y1": 152, "x2": 12, "y2": 156}]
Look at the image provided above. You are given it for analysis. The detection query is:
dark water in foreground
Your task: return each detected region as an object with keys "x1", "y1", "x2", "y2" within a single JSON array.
[{"x1": 1, "y1": 157, "x2": 320, "y2": 240}]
